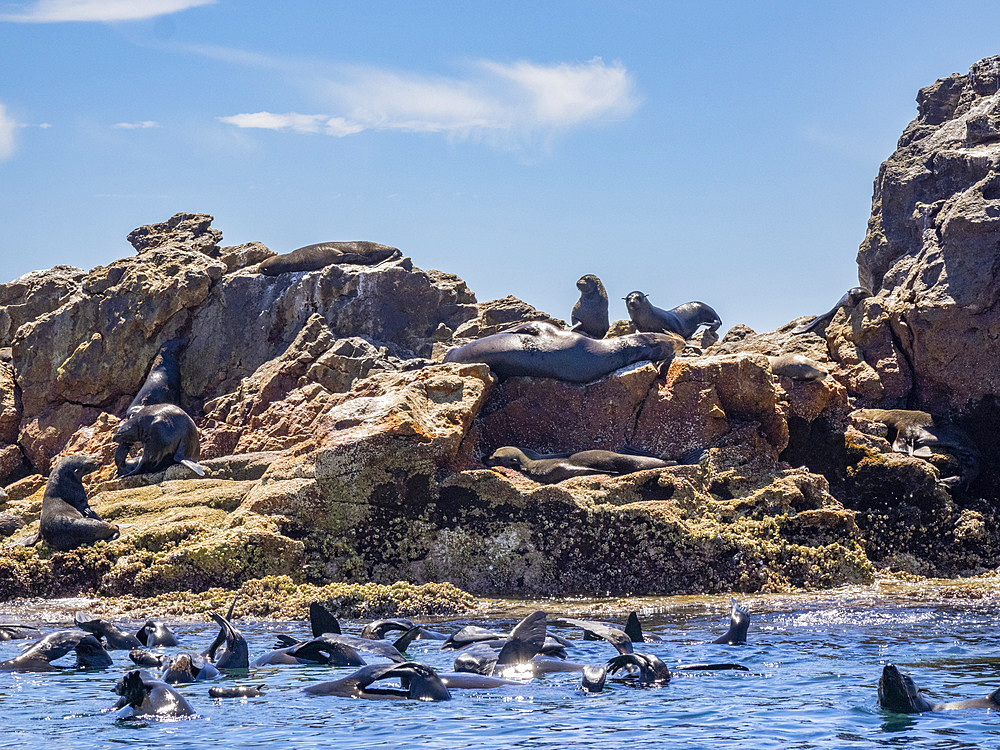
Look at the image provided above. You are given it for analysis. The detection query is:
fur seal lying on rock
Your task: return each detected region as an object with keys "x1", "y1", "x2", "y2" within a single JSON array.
[
  {"x1": 37, "y1": 456, "x2": 118, "y2": 551},
  {"x1": 768, "y1": 354, "x2": 827, "y2": 381},
  {"x1": 792, "y1": 287, "x2": 870, "y2": 335},
  {"x1": 443, "y1": 321, "x2": 684, "y2": 383},
  {"x1": 571, "y1": 275, "x2": 610, "y2": 338},
  {"x1": 258, "y1": 241, "x2": 401, "y2": 276},
  {"x1": 879, "y1": 664, "x2": 1000, "y2": 712},
  {"x1": 851, "y1": 408, "x2": 981, "y2": 489},
  {"x1": 487, "y1": 446, "x2": 676, "y2": 483},
  {"x1": 114, "y1": 404, "x2": 205, "y2": 478},
  {"x1": 624, "y1": 292, "x2": 721, "y2": 339}
]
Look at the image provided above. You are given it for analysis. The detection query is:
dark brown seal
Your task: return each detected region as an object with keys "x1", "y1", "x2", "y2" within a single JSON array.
[
  {"x1": 37, "y1": 455, "x2": 118, "y2": 551},
  {"x1": 624, "y1": 292, "x2": 721, "y2": 339},
  {"x1": 128, "y1": 338, "x2": 183, "y2": 415},
  {"x1": 792, "y1": 287, "x2": 870, "y2": 334},
  {"x1": 571, "y1": 274, "x2": 610, "y2": 338},
  {"x1": 258, "y1": 241, "x2": 401, "y2": 275},
  {"x1": 487, "y1": 446, "x2": 674, "y2": 483},
  {"x1": 879, "y1": 664, "x2": 1000, "y2": 712},
  {"x1": 113, "y1": 404, "x2": 204, "y2": 478}
]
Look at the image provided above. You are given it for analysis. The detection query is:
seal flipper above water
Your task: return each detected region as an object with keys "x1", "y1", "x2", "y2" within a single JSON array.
[
  {"x1": 207, "y1": 611, "x2": 249, "y2": 671},
  {"x1": 554, "y1": 617, "x2": 633, "y2": 655},
  {"x1": 495, "y1": 611, "x2": 547, "y2": 667},
  {"x1": 309, "y1": 601, "x2": 342, "y2": 637},
  {"x1": 711, "y1": 598, "x2": 750, "y2": 645}
]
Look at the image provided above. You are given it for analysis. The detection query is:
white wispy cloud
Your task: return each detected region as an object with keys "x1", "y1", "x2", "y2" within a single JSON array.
[
  {"x1": 0, "y1": 0, "x2": 214, "y2": 23},
  {"x1": 113, "y1": 120, "x2": 161, "y2": 129},
  {"x1": 0, "y1": 103, "x2": 16, "y2": 160},
  {"x1": 219, "y1": 57, "x2": 638, "y2": 146}
]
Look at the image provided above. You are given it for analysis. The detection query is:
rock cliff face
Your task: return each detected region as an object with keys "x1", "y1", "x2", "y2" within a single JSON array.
[{"x1": 3, "y1": 58, "x2": 1000, "y2": 604}]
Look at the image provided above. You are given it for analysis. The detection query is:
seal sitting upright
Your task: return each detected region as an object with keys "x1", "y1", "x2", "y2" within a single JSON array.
[
  {"x1": 624, "y1": 292, "x2": 721, "y2": 340},
  {"x1": 127, "y1": 338, "x2": 183, "y2": 415},
  {"x1": 114, "y1": 404, "x2": 205, "y2": 478},
  {"x1": 37, "y1": 455, "x2": 119, "y2": 551},
  {"x1": 258, "y1": 241, "x2": 401, "y2": 276},
  {"x1": 571, "y1": 275, "x2": 610, "y2": 338}
]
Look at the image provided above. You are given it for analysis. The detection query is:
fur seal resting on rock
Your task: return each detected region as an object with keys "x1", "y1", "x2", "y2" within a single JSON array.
[
  {"x1": 37, "y1": 456, "x2": 118, "y2": 551},
  {"x1": 303, "y1": 661, "x2": 452, "y2": 701},
  {"x1": 115, "y1": 669, "x2": 196, "y2": 718},
  {"x1": 128, "y1": 339, "x2": 183, "y2": 415},
  {"x1": 114, "y1": 404, "x2": 205, "y2": 478},
  {"x1": 851, "y1": 408, "x2": 981, "y2": 489},
  {"x1": 768, "y1": 354, "x2": 827, "y2": 381},
  {"x1": 624, "y1": 292, "x2": 722, "y2": 339},
  {"x1": 258, "y1": 241, "x2": 401, "y2": 276},
  {"x1": 879, "y1": 664, "x2": 1000, "y2": 712},
  {"x1": 487, "y1": 446, "x2": 675, "y2": 483},
  {"x1": 571, "y1": 274, "x2": 610, "y2": 338},
  {"x1": 792, "y1": 287, "x2": 870, "y2": 335},
  {"x1": 443, "y1": 321, "x2": 684, "y2": 383}
]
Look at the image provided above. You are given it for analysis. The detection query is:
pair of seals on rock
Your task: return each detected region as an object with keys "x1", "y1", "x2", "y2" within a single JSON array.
[
  {"x1": 35, "y1": 456, "x2": 118, "y2": 551},
  {"x1": 443, "y1": 321, "x2": 684, "y2": 383},
  {"x1": 792, "y1": 287, "x2": 871, "y2": 335},
  {"x1": 878, "y1": 664, "x2": 1000, "y2": 712},
  {"x1": 258, "y1": 241, "x2": 401, "y2": 276},
  {"x1": 624, "y1": 292, "x2": 721, "y2": 340},
  {"x1": 851, "y1": 408, "x2": 981, "y2": 489},
  {"x1": 486, "y1": 446, "x2": 686, "y2": 484},
  {"x1": 571, "y1": 275, "x2": 610, "y2": 338}
]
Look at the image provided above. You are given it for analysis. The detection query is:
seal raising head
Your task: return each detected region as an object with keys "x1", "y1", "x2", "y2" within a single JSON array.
[{"x1": 571, "y1": 274, "x2": 610, "y2": 338}]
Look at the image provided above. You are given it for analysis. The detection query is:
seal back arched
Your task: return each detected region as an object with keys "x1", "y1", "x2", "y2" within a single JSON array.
[
  {"x1": 443, "y1": 321, "x2": 684, "y2": 383},
  {"x1": 258, "y1": 241, "x2": 401, "y2": 276},
  {"x1": 128, "y1": 338, "x2": 183, "y2": 415},
  {"x1": 624, "y1": 292, "x2": 721, "y2": 340},
  {"x1": 38, "y1": 455, "x2": 118, "y2": 551},
  {"x1": 571, "y1": 274, "x2": 610, "y2": 338},
  {"x1": 114, "y1": 404, "x2": 205, "y2": 478},
  {"x1": 792, "y1": 287, "x2": 870, "y2": 334}
]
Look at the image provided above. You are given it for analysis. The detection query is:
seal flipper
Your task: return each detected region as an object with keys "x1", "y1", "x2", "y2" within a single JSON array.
[
  {"x1": 391, "y1": 626, "x2": 422, "y2": 654},
  {"x1": 496, "y1": 611, "x2": 547, "y2": 666},
  {"x1": 309, "y1": 601, "x2": 342, "y2": 637},
  {"x1": 174, "y1": 443, "x2": 206, "y2": 476},
  {"x1": 624, "y1": 611, "x2": 643, "y2": 644}
]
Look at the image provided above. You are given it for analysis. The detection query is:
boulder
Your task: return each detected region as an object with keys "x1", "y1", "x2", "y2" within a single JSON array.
[{"x1": 0, "y1": 265, "x2": 85, "y2": 347}]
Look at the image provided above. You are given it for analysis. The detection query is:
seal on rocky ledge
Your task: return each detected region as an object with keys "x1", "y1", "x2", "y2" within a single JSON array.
[
  {"x1": 767, "y1": 354, "x2": 827, "y2": 381},
  {"x1": 487, "y1": 446, "x2": 674, "y2": 483},
  {"x1": 878, "y1": 664, "x2": 1000, "y2": 712},
  {"x1": 258, "y1": 241, "x2": 401, "y2": 275},
  {"x1": 791, "y1": 287, "x2": 870, "y2": 335},
  {"x1": 113, "y1": 404, "x2": 205, "y2": 478},
  {"x1": 571, "y1": 274, "x2": 610, "y2": 338},
  {"x1": 127, "y1": 338, "x2": 184, "y2": 415},
  {"x1": 624, "y1": 292, "x2": 721, "y2": 340},
  {"x1": 443, "y1": 321, "x2": 684, "y2": 383},
  {"x1": 36, "y1": 455, "x2": 119, "y2": 551}
]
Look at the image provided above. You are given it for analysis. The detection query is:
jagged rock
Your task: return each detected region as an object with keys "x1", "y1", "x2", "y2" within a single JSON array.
[
  {"x1": 127, "y1": 212, "x2": 223, "y2": 257},
  {"x1": 441, "y1": 295, "x2": 565, "y2": 358},
  {"x1": 217, "y1": 241, "x2": 275, "y2": 273},
  {"x1": 0, "y1": 361, "x2": 18, "y2": 445},
  {"x1": 0, "y1": 265, "x2": 85, "y2": 347}
]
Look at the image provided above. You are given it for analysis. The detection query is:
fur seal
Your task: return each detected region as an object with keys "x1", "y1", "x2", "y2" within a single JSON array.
[
  {"x1": 303, "y1": 661, "x2": 452, "y2": 701},
  {"x1": 75, "y1": 611, "x2": 141, "y2": 649},
  {"x1": 487, "y1": 446, "x2": 674, "y2": 483},
  {"x1": 0, "y1": 630, "x2": 106, "y2": 672},
  {"x1": 768, "y1": 354, "x2": 827, "y2": 381},
  {"x1": 115, "y1": 669, "x2": 196, "y2": 718},
  {"x1": 0, "y1": 623, "x2": 41, "y2": 641},
  {"x1": 792, "y1": 287, "x2": 870, "y2": 335},
  {"x1": 130, "y1": 649, "x2": 169, "y2": 669},
  {"x1": 360, "y1": 619, "x2": 446, "y2": 641},
  {"x1": 258, "y1": 241, "x2": 401, "y2": 276},
  {"x1": 209, "y1": 684, "x2": 266, "y2": 698},
  {"x1": 160, "y1": 652, "x2": 221, "y2": 683},
  {"x1": 272, "y1": 628, "x2": 417, "y2": 664},
  {"x1": 37, "y1": 456, "x2": 118, "y2": 551},
  {"x1": 252, "y1": 637, "x2": 366, "y2": 667},
  {"x1": 128, "y1": 339, "x2": 183, "y2": 415},
  {"x1": 711, "y1": 599, "x2": 750, "y2": 645},
  {"x1": 136, "y1": 619, "x2": 178, "y2": 647},
  {"x1": 879, "y1": 664, "x2": 1000, "y2": 712},
  {"x1": 851, "y1": 408, "x2": 981, "y2": 489},
  {"x1": 443, "y1": 321, "x2": 684, "y2": 383},
  {"x1": 624, "y1": 292, "x2": 722, "y2": 339},
  {"x1": 571, "y1": 274, "x2": 610, "y2": 338},
  {"x1": 553, "y1": 618, "x2": 633, "y2": 654},
  {"x1": 113, "y1": 404, "x2": 205, "y2": 478},
  {"x1": 204, "y1": 612, "x2": 249, "y2": 671}
]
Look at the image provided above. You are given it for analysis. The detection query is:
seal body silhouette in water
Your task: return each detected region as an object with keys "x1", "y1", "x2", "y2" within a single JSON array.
[
  {"x1": 571, "y1": 275, "x2": 610, "y2": 338},
  {"x1": 443, "y1": 321, "x2": 684, "y2": 383},
  {"x1": 792, "y1": 287, "x2": 870, "y2": 334},
  {"x1": 711, "y1": 599, "x2": 750, "y2": 645},
  {"x1": 878, "y1": 664, "x2": 1000, "y2": 712},
  {"x1": 37, "y1": 455, "x2": 118, "y2": 551},
  {"x1": 128, "y1": 338, "x2": 183, "y2": 415},
  {"x1": 114, "y1": 404, "x2": 205, "y2": 478},
  {"x1": 303, "y1": 661, "x2": 452, "y2": 701},
  {"x1": 258, "y1": 241, "x2": 401, "y2": 275},
  {"x1": 487, "y1": 447, "x2": 674, "y2": 483},
  {"x1": 624, "y1": 292, "x2": 721, "y2": 340}
]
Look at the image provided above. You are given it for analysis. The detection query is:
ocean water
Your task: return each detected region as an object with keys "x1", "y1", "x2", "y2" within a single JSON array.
[{"x1": 1, "y1": 594, "x2": 999, "y2": 749}]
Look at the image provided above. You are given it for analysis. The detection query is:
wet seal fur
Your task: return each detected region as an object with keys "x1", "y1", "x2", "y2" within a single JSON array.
[
  {"x1": 114, "y1": 404, "x2": 205, "y2": 478},
  {"x1": 258, "y1": 241, "x2": 401, "y2": 276},
  {"x1": 792, "y1": 287, "x2": 870, "y2": 335},
  {"x1": 37, "y1": 455, "x2": 118, "y2": 551},
  {"x1": 711, "y1": 599, "x2": 750, "y2": 645},
  {"x1": 128, "y1": 339, "x2": 183, "y2": 415},
  {"x1": 115, "y1": 669, "x2": 196, "y2": 718},
  {"x1": 851, "y1": 408, "x2": 981, "y2": 489},
  {"x1": 571, "y1": 274, "x2": 610, "y2": 338},
  {"x1": 443, "y1": 321, "x2": 684, "y2": 383},
  {"x1": 624, "y1": 292, "x2": 722, "y2": 339},
  {"x1": 487, "y1": 446, "x2": 676, "y2": 483},
  {"x1": 0, "y1": 630, "x2": 109, "y2": 672},
  {"x1": 303, "y1": 661, "x2": 451, "y2": 701},
  {"x1": 878, "y1": 664, "x2": 1000, "y2": 712}
]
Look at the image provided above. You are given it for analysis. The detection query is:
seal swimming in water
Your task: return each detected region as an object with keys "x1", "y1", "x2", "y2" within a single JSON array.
[
  {"x1": 711, "y1": 599, "x2": 750, "y2": 645},
  {"x1": 136, "y1": 619, "x2": 178, "y2": 647},
  {"x1": 768, "y1": 354, "x2": 827, "y2": 381},
  {"x1": 160, "y1": 652, "x2": 221, "y2": 683},
  {"x1": 35, "y1": 456, "x2": 118, "y2": 551},
  {"x1": 624, "y1": 292, "x2": 722, "y2": 340},
  {"x1": 203, "y1": 612, "x2": 249, "y2": 671},
  {"x1": 443, "y1": 321, "x2": 684, "y2": 383},
  {"x1": 75, "y1": 611, "x2": 141, "y2": 650},
  {"x1": 571, "y1": 274, "x2": 610, "y2": 338},
  {"x1": 878, "y1": 664, "x2": 1000, "y2": 712},
  {"x1": 114, "y1": 669, "x2": 196, "y2": 718},
  {"x1": 360, "y1": 619, "x2": 447, "y2": 641},
  {"x1": 127, "y1": 339, "x2": 183, "y2": 415},
  {"x1": 792, "y1": 287, "x2": 870, "y2": 335},
  {"x1": 252, "y1": 636, "x2": 366, "y2": 667},
  {"x1": 303, "y1": 661, "x2": 452, "y2": 701},
  {"x1": 851, "y1": 408, "x2": 981, "y2": 489},
  {"x1": 0, "y1": 630, "x2": 108, "y2": 672},
  {"x1": 258, "y1": 241, "x2": 401, "y2": 276},
  {"x1": 113, "y1": 404, "x2": 205, "y2": 478},
  {"x1": 209, "y1": 684, "x2": 266, "y2": 698},
  {"x1": 487, "y1": 446, "x2": 677, "y2": 484}
]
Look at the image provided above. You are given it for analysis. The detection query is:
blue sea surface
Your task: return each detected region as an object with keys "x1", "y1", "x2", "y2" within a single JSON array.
[{"x1": 1, "y1": 596, "x2": 998, "y2": 749}]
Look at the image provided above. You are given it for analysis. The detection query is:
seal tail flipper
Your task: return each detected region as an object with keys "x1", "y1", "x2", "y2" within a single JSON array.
[
  {"x1": 391, "y1": 626, "x2": 422, "y2": 654},
  {"x1": 309, "y1": 602, "x2": 342, "y2": 637},
  {"x1": 178, "y1": 458, "x2": 206, "y2": 476},
  {"x1": 679, "y1": 447, "x2": 706, "y2": 465},
  {"x1": 624, "y1": 612, "x2": 643, "y2": 644},
  {"x1": 273, "y1": 634, "x2": 299, "y2": 649}
]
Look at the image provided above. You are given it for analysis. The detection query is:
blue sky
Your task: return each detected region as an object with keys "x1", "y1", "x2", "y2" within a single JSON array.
[{"x1": 2, "y1": 1, "x2": 999, "y2": 334}]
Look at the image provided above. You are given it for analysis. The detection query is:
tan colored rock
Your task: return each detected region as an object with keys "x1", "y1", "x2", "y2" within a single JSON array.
[
  {"x1": 0, "y1": 265, "x2": 85, "y2": 347},
  {"x1": 127, "y1": 212, "x2": 222, "y2": 256}
]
